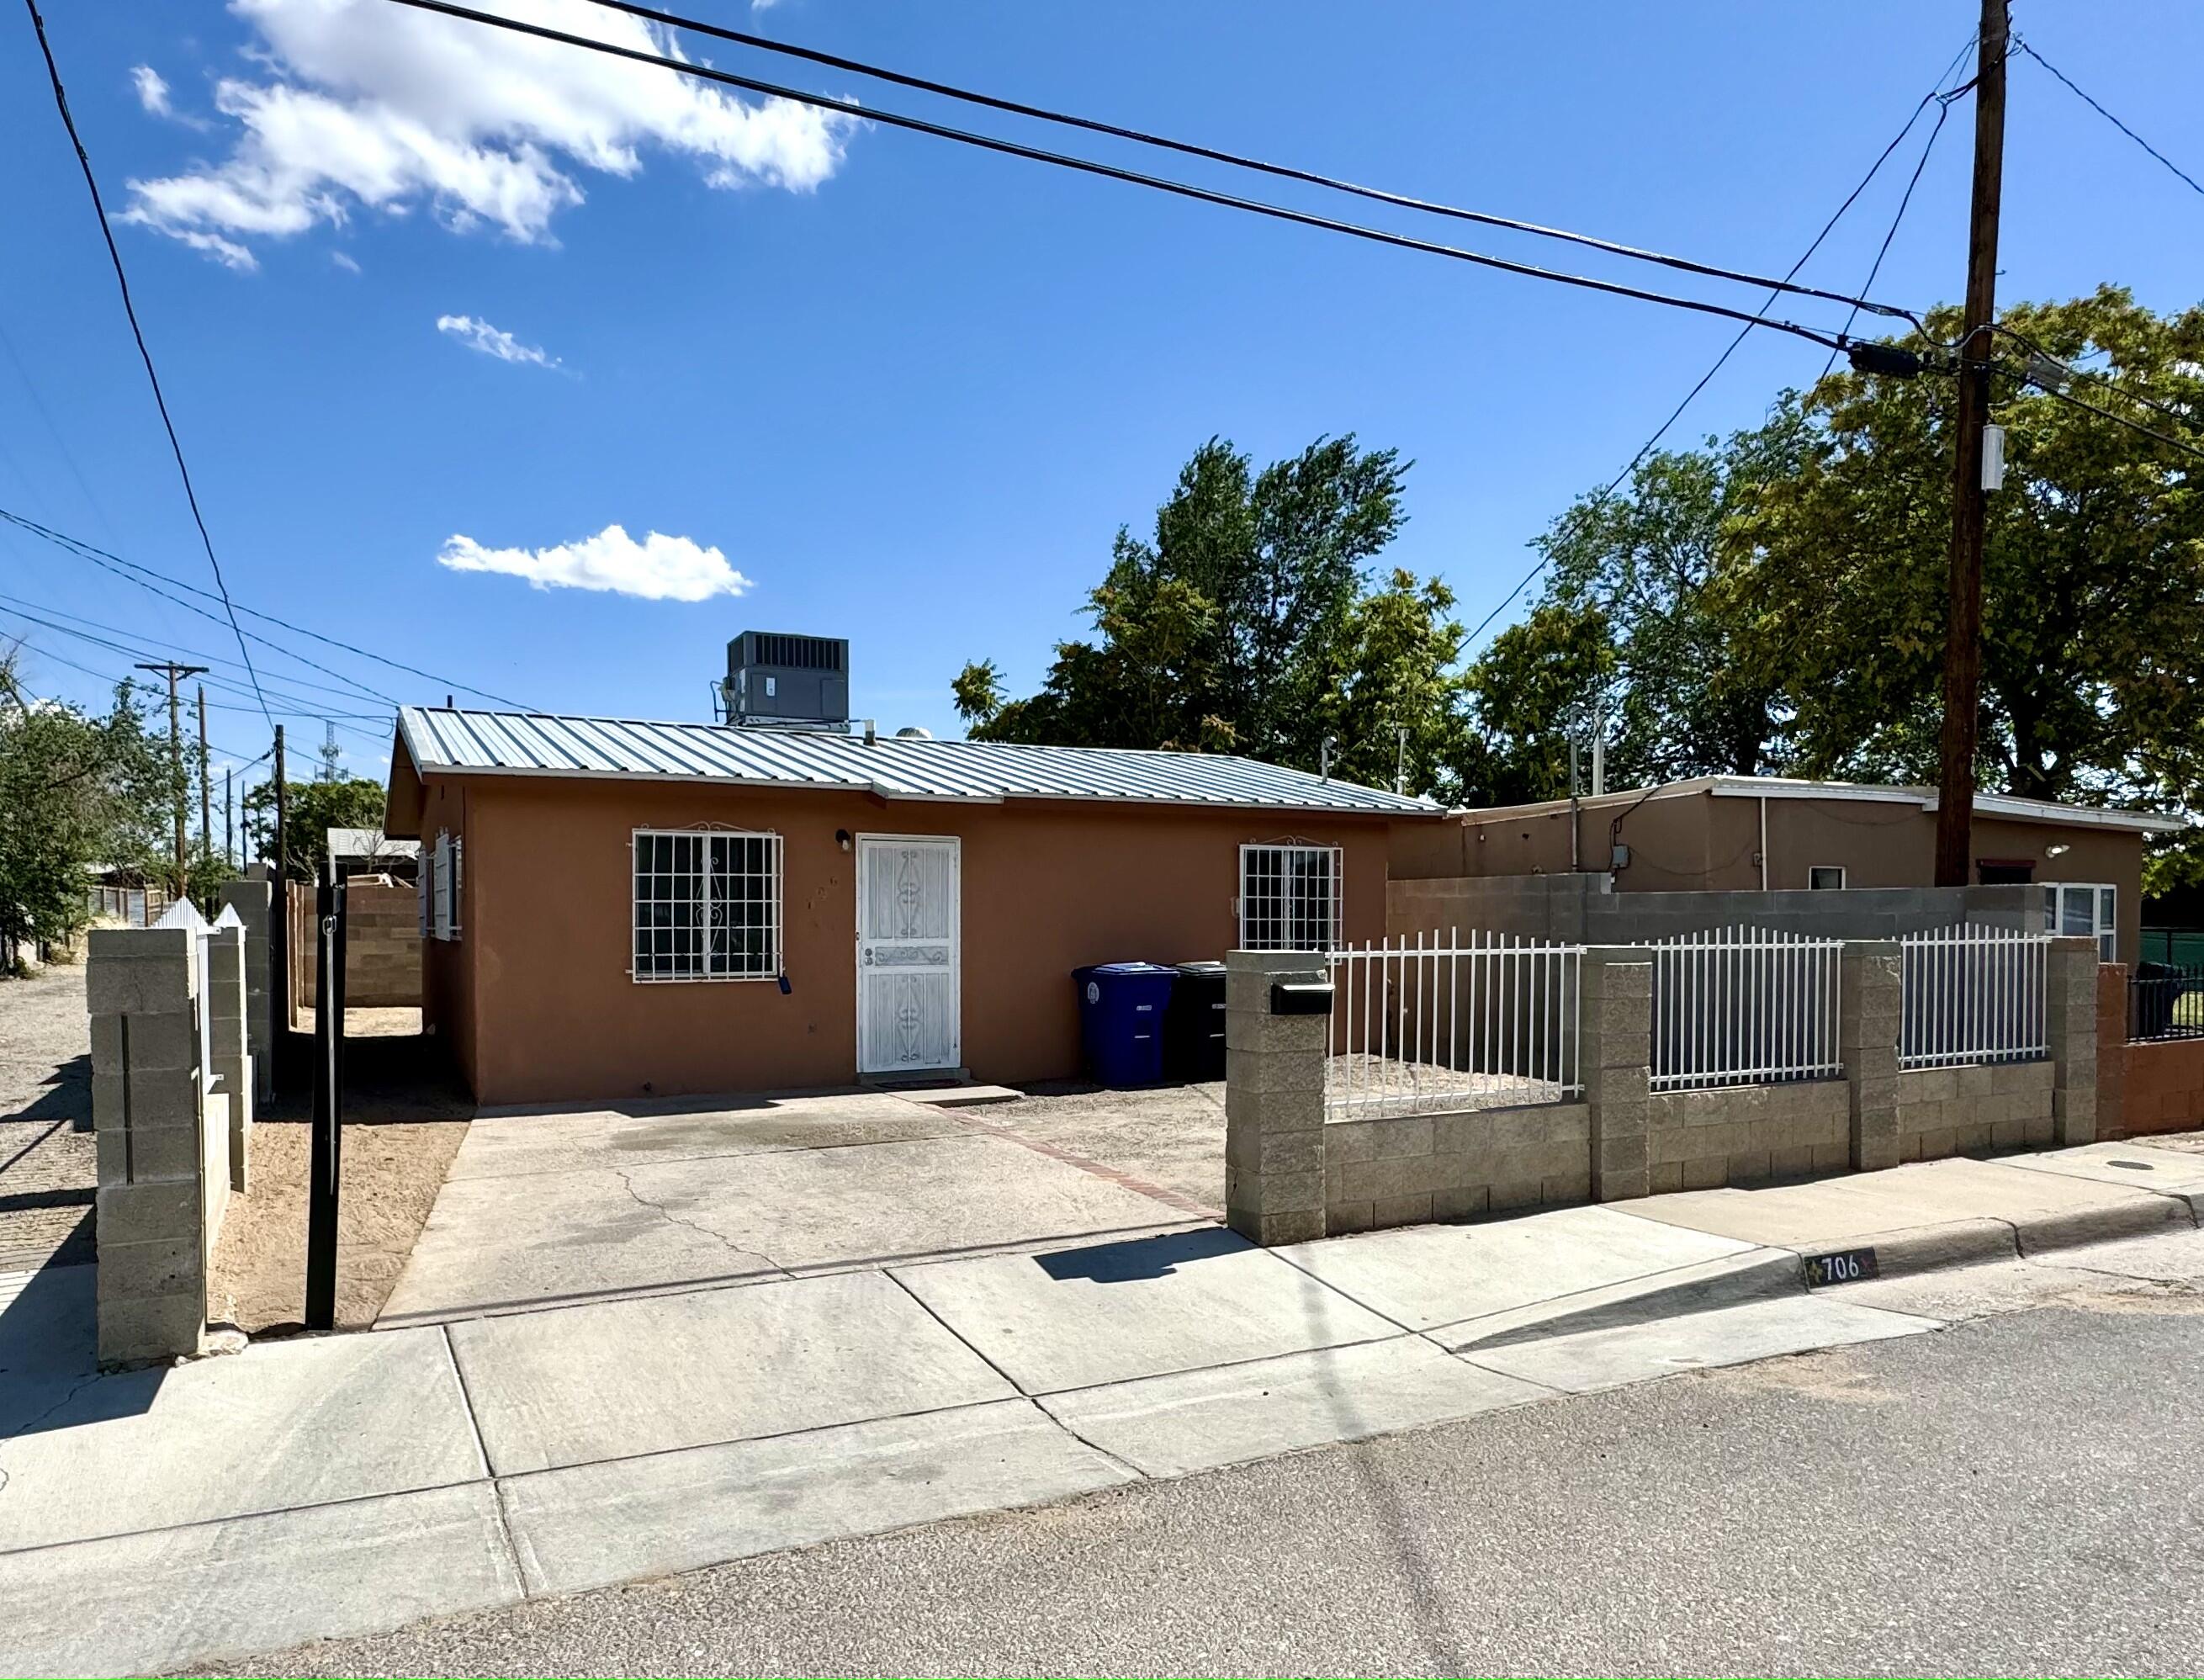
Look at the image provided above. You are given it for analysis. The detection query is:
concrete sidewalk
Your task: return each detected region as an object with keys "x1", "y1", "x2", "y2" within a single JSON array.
[{"x1": 2, "y1": 1137, "x2": 2197, "y2": 1676}]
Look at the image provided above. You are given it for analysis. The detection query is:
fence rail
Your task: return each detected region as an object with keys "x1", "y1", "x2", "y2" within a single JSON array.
[
  {"x1": 1899, "y1": 922, "x2": 2050, "y2": 1069},
  {"x1": 1642, "y1": 925, "x2": 1843, "y2": 1092},
  {"x1": 2132, "y1": 962, "x2": 2204, "y2": 1042},
  {"x1": 1326, "y1": 930, "x2": 1581, "y2": 1119}
]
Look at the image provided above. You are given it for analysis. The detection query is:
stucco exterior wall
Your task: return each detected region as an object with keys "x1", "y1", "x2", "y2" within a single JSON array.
[
  {"x1": 1389, "y1": 789, "x2": 2146, "y2": 962},
  {"x1": 417, "y1": 776, "x2": 477, "y2": 1084},
  {"x1": 428, "y1": 773, "x2": 1396, "y2": 1105}
]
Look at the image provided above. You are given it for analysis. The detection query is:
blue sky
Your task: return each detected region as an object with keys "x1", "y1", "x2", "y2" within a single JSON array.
[{"x1": 3, "y1": 0, "x2": 2200, "y2": 799}]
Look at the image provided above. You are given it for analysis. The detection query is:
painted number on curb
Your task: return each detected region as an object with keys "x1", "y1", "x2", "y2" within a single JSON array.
[{"x1": 1804, "y1": 1248, "x2": 1879, "y2": 1287}]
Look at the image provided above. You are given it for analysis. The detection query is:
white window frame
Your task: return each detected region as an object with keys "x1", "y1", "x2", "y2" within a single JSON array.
[
  {"x1": 2043, "y1": 882, "x2": 2116, "y2": 962},
  {"x1": 631, "y1": 828, "x2": 784, "y2": 983},
  {"x1": 1808, "y1": 865, "x2": 1846, "y2": 891},
  {"x1": 1237, "y1": 842, "x2": 1343, "y2": 953}
]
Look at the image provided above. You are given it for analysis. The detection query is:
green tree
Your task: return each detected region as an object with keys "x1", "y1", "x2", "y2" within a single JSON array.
[
  {"x1": 1722, "y1": 287, "x2": 2204, "y2": 814},
  {"x1": 0, "y1": 655, "x2": 168, "y2": 972},
  {"x1": 1458, "y1": 602, "x2": 1617, "y2": 805},
  {"x1": 241, "y1": 776, "x2": 388, "y2": 881},
  {"x1": 956, "y1": 435, "x2": 1465, "y2": 789}
]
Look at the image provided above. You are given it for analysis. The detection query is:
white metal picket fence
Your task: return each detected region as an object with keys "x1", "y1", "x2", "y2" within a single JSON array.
[
  {"x1": 1642, "y1": 925, "x2": 1844, "y2": 1091},
  {"x1": 1325, "y1": 930, "x2": 1581, "y2": 1119},
  {"x1": 1899, "y1": 922, "x2": 2050, "y2": 1068}
]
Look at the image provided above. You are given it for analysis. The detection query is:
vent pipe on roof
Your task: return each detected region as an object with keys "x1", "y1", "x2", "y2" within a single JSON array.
[{"x1": 863, "y1": 718, "x2": 877, "y2": 745}]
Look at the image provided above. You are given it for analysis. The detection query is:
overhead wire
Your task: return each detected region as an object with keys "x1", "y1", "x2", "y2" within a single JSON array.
[
  {"x1": 574, "y1": 0, "x2": 1918, "y2": 325},
  {"x1": 1989, "y1": 323, "x2": 2204, "y2": 433},
  {"x1": 379, "y1": 0, "x2": 1874, "y2": 352},
  {"x1": 0, "y1": 506, "x2": 538, "y2": 711},
  {"x1": 1458, "y1": 34, "x2": 1983, "y2": 656},
  {"x1": 20, "y1": 0, "x2": 273, "y2": 729},
  {"x1": 2013, "y1": 35, "x2": 2204, "y2": 199}
]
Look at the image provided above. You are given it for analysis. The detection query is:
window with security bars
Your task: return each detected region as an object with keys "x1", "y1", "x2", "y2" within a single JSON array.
[
  {"x1": 633, "y1": 829, "x2": 782, "y2": 981},
  {"x1": 1238, "y1": 844, "x2": 1342, "y2": 952}
]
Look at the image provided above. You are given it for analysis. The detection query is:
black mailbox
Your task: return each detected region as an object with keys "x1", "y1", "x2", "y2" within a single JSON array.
[{"x1": 1269, "y1": 980, "x2": 1334, "y2": 1016}]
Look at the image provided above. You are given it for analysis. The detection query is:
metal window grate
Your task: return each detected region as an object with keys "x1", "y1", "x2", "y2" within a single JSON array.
[
  {"x1": 1239, "y1": 844, "x2": 1341, "y2": 952},
  {"x1": 633, "y1": 829, "x2": 782, "y2": 982}
]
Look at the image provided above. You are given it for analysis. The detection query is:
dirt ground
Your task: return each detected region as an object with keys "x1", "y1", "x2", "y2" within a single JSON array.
[
  {"x1": 981, "y1": 1078, "x2": 1227, "y2": 1214},
  {"x1": 209, "y1": 1021, "x2": 473, "y2": 1332}
]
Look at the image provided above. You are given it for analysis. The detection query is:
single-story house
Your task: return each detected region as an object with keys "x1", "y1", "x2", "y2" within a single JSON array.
[
  {"x1": 384, "y1": 708, "x2": 1438, "y2": 1105},
  {"x1": 1390, "y1": 774, "x2": 2188, "y2": 965}
]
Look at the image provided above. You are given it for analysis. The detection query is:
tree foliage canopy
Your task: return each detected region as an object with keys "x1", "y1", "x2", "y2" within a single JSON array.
[
  {"x1": 241, "y1": 776, "x2": 388, "y2": 881},
  {"x1": 956, "y1": 435, "x2": 1471, "y2": 797},
  {"x1": 0, "y1": 655, "x2": 169, "y2": 968}
]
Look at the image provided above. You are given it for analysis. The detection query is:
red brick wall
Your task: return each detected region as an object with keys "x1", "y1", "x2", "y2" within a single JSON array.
[{"x1": 2124, "y1": 1038, "x2": 2204, "y2": 1137}]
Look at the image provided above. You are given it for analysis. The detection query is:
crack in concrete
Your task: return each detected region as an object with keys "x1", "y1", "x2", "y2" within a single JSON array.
[
  {"x1": 608, "y1": 1169, "x2": 786, "y2": 1279},
  {"x1": 0, "y1": 1368, "x2": 109, "y2": 1490}
]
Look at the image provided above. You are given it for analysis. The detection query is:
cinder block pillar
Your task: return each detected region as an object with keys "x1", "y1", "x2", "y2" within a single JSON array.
[
  {"x1": 209, "y1": 914, "x2": 252, "y2": 1191},
  {"x1": 87, "y1": 925, "x2": 209, "y2": 1365},
  {"x1": 1224, "y1": 950, "x2": 1328, "y2": 1247},
  {"x1": 1581, "y1": 947, "x2": 1651, "y2": 1202},
  {"x1": 2047, "y1": 935, "x2": 2100, "y2": 1146},
  {"x1": 2095, "y1": 962, "x2": 2129, "y2": 1140},
  {"x1": 219, "y1": 870, "x2": 276, "y2": 1102},
  {"x1": 1841, "y1": 941, "x2": 1901, "y2": 1172}
]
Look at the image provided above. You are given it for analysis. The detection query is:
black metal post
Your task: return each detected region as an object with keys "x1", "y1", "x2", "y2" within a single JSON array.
[{"x1": 305, "y1": 860, "x2": 343, "y2": 1329}]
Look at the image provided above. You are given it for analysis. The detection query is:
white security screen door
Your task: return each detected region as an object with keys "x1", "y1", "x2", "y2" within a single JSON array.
[{"x1": 856, "y1": 836, "x2": 961, "y2": 1074}]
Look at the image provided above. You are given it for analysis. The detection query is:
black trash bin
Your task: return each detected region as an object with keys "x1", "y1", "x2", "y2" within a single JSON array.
[
  {"x1": 1163, "y1": 961, "x2": 1229, "y2": 1082},
  {"x1": 2135, "y1": 961, "x2": 2185, "y2": 1038}
]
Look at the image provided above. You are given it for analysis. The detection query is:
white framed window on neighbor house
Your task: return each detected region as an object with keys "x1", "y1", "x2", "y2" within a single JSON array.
[
  {"x1": 2043, "y1": 882, "x2": 2116, "y2": 962},
  {"x1": 1237, "y1": 843, "x2": 1342, "y2": 952},
  {"x1": 1808, "y1": 865, "x2": 1846, "y2": 891},
  {"x1": 632, "y1": 829, "x2": 783, "y2": 982}
]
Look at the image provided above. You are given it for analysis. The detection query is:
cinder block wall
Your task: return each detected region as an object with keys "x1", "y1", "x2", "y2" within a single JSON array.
[
  {"x1": 1323, "y1": 1103, "x2": 1590, "y2": 1231},
  {"x1": 1644, "y1": 1080, "x2": 1849, "y2": 1193},
  {"x1": 291, "y1": 878, "x2": 423, "y2": 1010},
  {"x1": 1895, "y1": 1061, "x2": 2055, "y2": 1161}
]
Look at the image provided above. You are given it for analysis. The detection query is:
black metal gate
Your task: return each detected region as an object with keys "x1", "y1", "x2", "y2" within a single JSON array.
[{"x1": 305, "y1": 861, "x2": 346, "y2": 1330}]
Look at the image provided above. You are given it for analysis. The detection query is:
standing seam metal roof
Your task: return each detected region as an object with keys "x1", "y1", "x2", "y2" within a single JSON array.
[{"x1": 396, "y1": 708, "x2": 1438, "y2": 816}]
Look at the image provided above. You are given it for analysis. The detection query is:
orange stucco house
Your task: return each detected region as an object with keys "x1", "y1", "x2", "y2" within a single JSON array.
[{"x1": 384, "y1": 707, "x2": 1441, "y2": 1106}]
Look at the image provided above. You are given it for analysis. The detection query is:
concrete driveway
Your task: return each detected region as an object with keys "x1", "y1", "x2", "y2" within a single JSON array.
[{"x1": 378, "y1": 1088, "x2": 1216, "y2": 1325}]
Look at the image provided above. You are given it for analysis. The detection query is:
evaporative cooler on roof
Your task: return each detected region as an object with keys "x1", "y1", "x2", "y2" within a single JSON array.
[{"x1": 722, "y1": 631, "x2": 850, "y2": 732}]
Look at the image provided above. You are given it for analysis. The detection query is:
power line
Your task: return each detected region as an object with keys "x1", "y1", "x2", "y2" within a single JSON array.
[
  {"x1": 0, "y1": 505, "x2": 538, "y2": 710},
  {"x1": 1460, "y1": 38, "x2": 1981, "y2": 655},
  {"x1": 1, "y1": 515, "x2": 402, "y2": 706},
  {"x1": 576, "y1": 0, "x2": 1918, "y2": 326},
  {"x1": 1990, "y1": 322, "x2": 2204, "y2": 432},
  {"x1": 1817, "y1": 84, "x2": 1963, "y2": 380},
  {"x1": 2014, "y1": 36, "x2": 2204, "y2": 199},
  {"x1": 2020, "y1": 374, "x2": 2204, "y2": 465},
  {"x1": 20, "y1": 0, "x2": 273, "y2": 729},
  {"x1": 382, "y1": 0, "x2": 1873, "y2": 352}
]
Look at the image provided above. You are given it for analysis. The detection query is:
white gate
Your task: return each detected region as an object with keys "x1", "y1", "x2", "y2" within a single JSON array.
[{"x1": 856, "y1": 835, "x2": 961, "y2": 1075}]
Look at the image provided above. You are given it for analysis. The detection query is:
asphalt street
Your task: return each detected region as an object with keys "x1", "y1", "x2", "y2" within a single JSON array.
[{"x1": 209, "y1": 1269, "x2": 2204, "y2": 1677}]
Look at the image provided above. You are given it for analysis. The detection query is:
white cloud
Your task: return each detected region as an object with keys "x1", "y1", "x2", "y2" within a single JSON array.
[
  {"x1": 121, "y1": 0, "x2": 854, "y2": 268},
  {"x1": 437, "y1": 312, "x2": 559, "y2": 368},
  {"x1": 131, "y1": 65, "x2": 172, "y2": 116},
  {"x1": 437, "y1": 524, "x2": 751, "y2": 602},
  {"x1": 330, "y1": 249, "x2": 362, "y2": 273}
]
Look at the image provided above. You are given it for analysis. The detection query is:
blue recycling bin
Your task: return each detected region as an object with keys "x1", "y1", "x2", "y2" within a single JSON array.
[{"x1": 1073, "y1": 962, "x2": 1178, "y2": 1087}]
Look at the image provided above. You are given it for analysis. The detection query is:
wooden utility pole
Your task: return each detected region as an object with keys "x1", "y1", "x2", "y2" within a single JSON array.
[
  {"x1": 225, "y1": 766, "x2": 235, "y2": 868},
  {"x1": 135, "y1": 661, "x2": 209, "y2": 901},
  {"x1": 1933, "y1": 0, "x2": 2009, "y2": 888},
  {"x1": 196, "y1": 686, "x2": 212, "y2": 877}
]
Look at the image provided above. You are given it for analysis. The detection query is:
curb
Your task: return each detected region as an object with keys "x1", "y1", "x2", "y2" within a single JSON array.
[{"x1": 1439, "y1": 1247, "x2": 1802, "y2": 1351}]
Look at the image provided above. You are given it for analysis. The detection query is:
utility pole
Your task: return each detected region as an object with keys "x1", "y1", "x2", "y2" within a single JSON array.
[
  {"x1": 135, "y1": 661, "x2": 209, "y2": 902},
  {"x1": 225, "y1": 766, "x2": 235, "y2": 869},
  {"x1": 196, "y1": 686, "x2": 212, "y2": 879},
  {"x1": 1933, "y1": 0, "x2": 2009, "y2": 888},
  {"x1": 273, "y1": 724, "x2": 289, "y2": 882}
]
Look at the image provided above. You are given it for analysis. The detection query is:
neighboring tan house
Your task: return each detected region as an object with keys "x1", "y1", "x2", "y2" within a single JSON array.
[
  {"x1": 327, "y1": 827, "x2": 421, "y2": 882},
  {"x1": 384, "y1": 707, "x2": 1438, "y2": 1105},
  {"x1": 1390, "y1": 774, "x2": 2186, "y2": 965}
]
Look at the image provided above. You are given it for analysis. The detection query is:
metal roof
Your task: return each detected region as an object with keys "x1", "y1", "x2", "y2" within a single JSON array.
[{"x1": 395, "y1": 708, "x2": 1439, "y2": 817}]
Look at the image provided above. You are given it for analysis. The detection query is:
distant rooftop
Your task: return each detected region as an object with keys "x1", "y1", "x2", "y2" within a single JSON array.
[
  {"x1": 395, "y1": 707, "x2": 1438, "y2": 817},
  {"x1": 328, "y1": 827, "x2": 421, "y2": 859}
]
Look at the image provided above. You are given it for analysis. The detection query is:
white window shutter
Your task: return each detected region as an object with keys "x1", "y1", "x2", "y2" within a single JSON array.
[
  {"x1": 450, "y1": 835, "x2": 463, "y2": 941},
  {"x1": 433, "y1": 831, "x2": 453, "y2": 941},
  {"x1": 417, "y1": 857, "x2": 431, "y2": 938}
]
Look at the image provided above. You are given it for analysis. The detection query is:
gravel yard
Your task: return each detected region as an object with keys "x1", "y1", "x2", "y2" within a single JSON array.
[{"x1": 0, "y1": 960, "x2": 95, "y2": 1271}]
